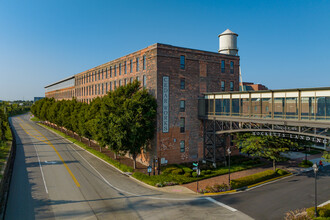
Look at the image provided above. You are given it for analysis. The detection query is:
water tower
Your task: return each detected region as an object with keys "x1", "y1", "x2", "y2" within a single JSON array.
[{"x1": 218, "y1": 29, "x2": 238, "y2": 56}]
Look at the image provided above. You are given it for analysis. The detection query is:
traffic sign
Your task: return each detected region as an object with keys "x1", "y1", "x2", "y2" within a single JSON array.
[
  {"x1": 192, "y1": 167, "x2": 197, "y2": 170},
  {"x1": 193, "y1": 163, "x2": 198, "y2": 167},
  {"x1": 147, "y1": 166, "x2": 152, "y2": 173}
]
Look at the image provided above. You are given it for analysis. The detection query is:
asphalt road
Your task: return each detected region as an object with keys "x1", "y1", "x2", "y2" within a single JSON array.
[
  {"x1": 5, "y1": 114, "x2": 251, "y2": 220},
  {"x1": 216, "y1": 166, "x2": 330, "y2": 220}
]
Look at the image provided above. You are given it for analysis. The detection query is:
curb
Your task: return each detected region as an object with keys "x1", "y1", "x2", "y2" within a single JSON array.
[{"x1": 203, "y1": 173, "x2": 293, "y2": 196}]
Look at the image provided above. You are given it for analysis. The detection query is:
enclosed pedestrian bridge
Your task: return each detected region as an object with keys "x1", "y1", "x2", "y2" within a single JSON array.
[{"x1": 198, "y1": 87, "x2": 330, "y2": 162}]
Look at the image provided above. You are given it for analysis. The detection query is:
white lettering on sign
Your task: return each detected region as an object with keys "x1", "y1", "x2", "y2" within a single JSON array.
[{"x1": 163, "y1": 76, "x2": 169, "y2": 133}]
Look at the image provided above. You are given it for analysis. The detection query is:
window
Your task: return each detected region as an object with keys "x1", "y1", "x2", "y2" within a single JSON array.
[
  {"x1": 124, "y1": 61, "x2": 127, "y2": 74},
  {"x1": 180, "y1": 117, "x2": 185, "y2": 133},
  {"x1": 110, "y1": 66, "x2": 112, "y2": 78},
  {"x1": 143, "y1": 75, "x2": 146, "y2": 87},
  {"x1": 119, "y1": 79, "x2": 121, "y2": 87},
  {"x1": 114, "y1": 81, "x2": 117, "y2": 89},
  {"x1": 102, "y1": 69, "x2": 104, "y2": 79},
  {"x1": 230, "y1": 61, "x2": 234, "y2": 74},
  {"x1": 119, "y1": 63, "x2": 121, "y2": 75},
  {"x1": 143, "y1": 55, "x2": 146, "y2": 70},
  {"x1": 105, "y1": 82, "x2": 108, "y2": 92},
  {"x1": 124, "y1": 78, "x2": 127, "y2": 85},
  {"x1": 98, "y1": 70, "x2": 100, "y2": 80},
  {"x1": 180, "y1": 140, "x2": 185, "y2": 152},
  {"x1": 221, "y1": 60, "x2": 225, "y2": 73},
  {"x1": 180, "y1": 55, "x2": 185, "y2": 69},
  {"x1": 230, "y1": 81, "x2": 234, "y2": 91},
  {"x1": 221, "y1": 81, "x2": 225, "y2": 91},
  {"x1": 180, "y1": 100, "x2": 185, "y2": 112},
  {"x1": 136, "y1": 76, "x2": 139, "y2": 81},
  {"x1": 102, "y1": 83, "x2": 104, "y2": 94},
  {"x1": 180, "y1": 78, "x2": 185, "y2": 90},
  {"x1": 98, "y1": 84, "x2": 100, "y2": 94},
  {"x1": 136, "y1": 58, "x2": 139, "y2": 72},
  {"x1": 105, "y1": 68, "x2": 108, "y2": 78},
  {"x1": 114, "y1": 65, "x2": 117, "y2": 76},
  {"x1": 130, "y1": 77, "x2": 133, "y2": 83},
  {"x1": 130, "y1": 59, "x2": 133, "y2": 73},
  {"x1": 110, "y1": 82, "x2": 112, "y2": 91}
]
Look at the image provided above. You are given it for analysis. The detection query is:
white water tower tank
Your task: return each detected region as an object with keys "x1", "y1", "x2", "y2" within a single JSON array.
[{"x1": 218, "y1": 29, "x2": 238, "y2": 56}]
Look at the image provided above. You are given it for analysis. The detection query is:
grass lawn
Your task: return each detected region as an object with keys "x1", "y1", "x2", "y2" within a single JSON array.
[{"x1": 30, "y1": 116, "x2": 41, "y2": 122}]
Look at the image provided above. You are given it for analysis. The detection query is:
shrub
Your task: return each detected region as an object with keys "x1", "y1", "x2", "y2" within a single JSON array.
[
  {"x1": 184, "y1": 172, "x2": 192, "y2": 177},
  {"x1": 200, "y1": 170, "x2": 206, "y2": 176},
  {"x1": 205, "y1": 170, "x2": 212, "y2": 174},
  {"x1": 230, "y1": 170, "x2": 277, "y2": 189},
  {"x1": 183, "y1": 167, "x2": 193, "y2": 174},
  {"x1": 192, "y1": 172, "x2": 198, "y2": 177},
  {"x1": 276, "y1": 169, "x2": 289, "y2": 175},
  {"x1": 162, "y1": 167, "x2": 177, "y2": 175},
  {"x1": 298, "y1": 160, "x2": 313, "y2": 168},
  {"x1": 306, "y1": 203, "x2": 330, "y2": 218},
  {"x1": 171, "y1": 168, "x2": 184, "y2": 175}
]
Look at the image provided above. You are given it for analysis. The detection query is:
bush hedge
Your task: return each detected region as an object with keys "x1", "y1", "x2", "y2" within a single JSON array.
[
  {"x1": 298, "y1": 160, "x2": 313, "y2": 168},
  {"x1": 306, "y1": 203, "x2": 330, "y2": 218},
  {"x1": 230, "y1": 169, "x2": 289, "y2": 189}
]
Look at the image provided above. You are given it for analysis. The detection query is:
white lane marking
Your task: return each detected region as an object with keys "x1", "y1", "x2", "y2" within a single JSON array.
[
  {"x1": 33, "y1": 143, "x2": 48, "y2": 194},
  {"x1": 67, "y1": 143, "x2": 201, "y2": 201},
  {"x1": 205, "y1": 197, "x2": 237, "y2": 212},
  {"x1": 319, "y1": 200, "x2": 330, "y2": 207}
]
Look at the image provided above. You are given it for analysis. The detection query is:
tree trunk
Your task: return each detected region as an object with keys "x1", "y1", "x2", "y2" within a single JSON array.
[
  {"x1": 114, "y1": 152, "x2": 117, "y2": 160},
  {"x1": 273, "y1": 159, "x2": 276, "y2": 171},
  {"x1": 99, "y1": 145, "x2": 102, "y2": 152},
  {"x1": 88, "y1": 139, "x2": 91, "y2": 147},
  {"x1": 133, "y1": 155, "x2": 137, "y2": 170}
]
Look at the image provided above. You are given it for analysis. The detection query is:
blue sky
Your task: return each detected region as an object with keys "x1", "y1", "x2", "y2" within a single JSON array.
[{"x1": 1, "y1": 0, "x2": 329, "y2": 100}]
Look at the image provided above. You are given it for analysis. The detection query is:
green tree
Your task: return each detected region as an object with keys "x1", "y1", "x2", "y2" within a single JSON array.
[
  {"x1": 322, "y1": 150, "x2": 330, "y2": 162},
  {"x1": 121, "y1": 83, "x2": 157, "y2": 169},
  {"x1": 235, "y1": 133, "x2": 298, "y2": 170}
]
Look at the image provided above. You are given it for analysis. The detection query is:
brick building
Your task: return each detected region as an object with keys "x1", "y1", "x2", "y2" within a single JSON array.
[
  {"x1": 239, "y1": 82, "x2": 268, "y2": 91},
  {"x1": 45, "y1": 30, "x2": 240, "y2": 165}
]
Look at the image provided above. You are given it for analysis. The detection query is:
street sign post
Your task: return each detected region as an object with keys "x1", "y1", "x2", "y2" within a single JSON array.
[{"x1": 147, "y1": 166, "x2": 152, "y2": 176}]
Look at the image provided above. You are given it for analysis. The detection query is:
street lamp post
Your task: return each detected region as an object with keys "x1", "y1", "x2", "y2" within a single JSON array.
[
  {"x1": 312, "y1": 163, "x2": 318, "y2": 218},
  {"x1": 227, "y1": 147, "x2": 231, "y2": 189}
]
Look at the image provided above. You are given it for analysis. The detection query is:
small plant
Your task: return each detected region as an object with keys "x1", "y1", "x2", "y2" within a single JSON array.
[
  {"x1": 184, "y1": 172, "x2": 192, "y2": 177},
  {"x1": 298, "y1": 160, "x2": 313, "y2": 168},
  {"x1": 205, "y1": 170, "x2": 212, "y2": 174},
  {"x1": 155, "y1": 182, "x2": 164, "y2": 187},
  {"x1": 171, "y1": 168, "x2": 184, "y2": 175},
  {"x1": 276, "y1": 168, "x2": 289, "y2": 175},
  {"x1": 192, "y1": 172, "x2": 198, "y2": 177},
  {"x1": 284, "y1": 208, "x2": 308, "y2": 220}
]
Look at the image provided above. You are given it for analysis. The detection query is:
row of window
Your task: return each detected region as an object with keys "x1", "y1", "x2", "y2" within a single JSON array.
[
  {"x1": 76, "y1": 75, "x2": 147, "y2": 97},
  {"x1": 180, "y1": 55, "x2": 235, "y2": 74},
  {"x1": 76, "y1": 55, "x2": 147, "y2": 86}
]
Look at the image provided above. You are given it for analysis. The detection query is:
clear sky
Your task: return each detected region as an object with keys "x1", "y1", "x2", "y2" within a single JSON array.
[{"x1": 1, "y1": 0, "x2": 330, "y2": 100}]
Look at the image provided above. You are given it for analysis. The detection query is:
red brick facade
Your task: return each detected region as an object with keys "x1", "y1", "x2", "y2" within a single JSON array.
[{"x1": 45, "y1": 43, "x2": 239, "y2": 165}]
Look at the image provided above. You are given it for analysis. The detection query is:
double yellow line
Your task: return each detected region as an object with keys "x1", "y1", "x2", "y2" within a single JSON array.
[{"x1": 17, "y1": 118, "x2": 80, "y2": 187}]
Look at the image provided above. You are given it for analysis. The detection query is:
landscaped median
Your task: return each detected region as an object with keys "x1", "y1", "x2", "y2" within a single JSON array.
[{"x1": 203, "y1": 169, "x2": 292, "y2": 195}]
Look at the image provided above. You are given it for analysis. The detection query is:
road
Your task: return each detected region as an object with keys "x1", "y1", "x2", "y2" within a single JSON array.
[
  {"x1": 216, "y1": 166, "x2": 330, "y2": 219},
  {"x1": 5, "y1": 114, "x2": 251, "y2": 220}
]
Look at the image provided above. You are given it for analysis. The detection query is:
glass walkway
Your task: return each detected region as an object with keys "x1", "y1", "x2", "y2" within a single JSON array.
[{"x1": 199, "y1": 87, "x2": 330, "y2": 122}]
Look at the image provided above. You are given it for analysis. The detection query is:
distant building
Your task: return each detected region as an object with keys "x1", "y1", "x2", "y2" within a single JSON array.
[
  {"x1": 239, "y1": 82, "x2": 268, "y2": 91},
  {"x1": 44, "y1": 29, "x2": 240, "y2": 165},
  {"x1": 34, "y1": 97, "x2": 44, "y2": 102}
]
